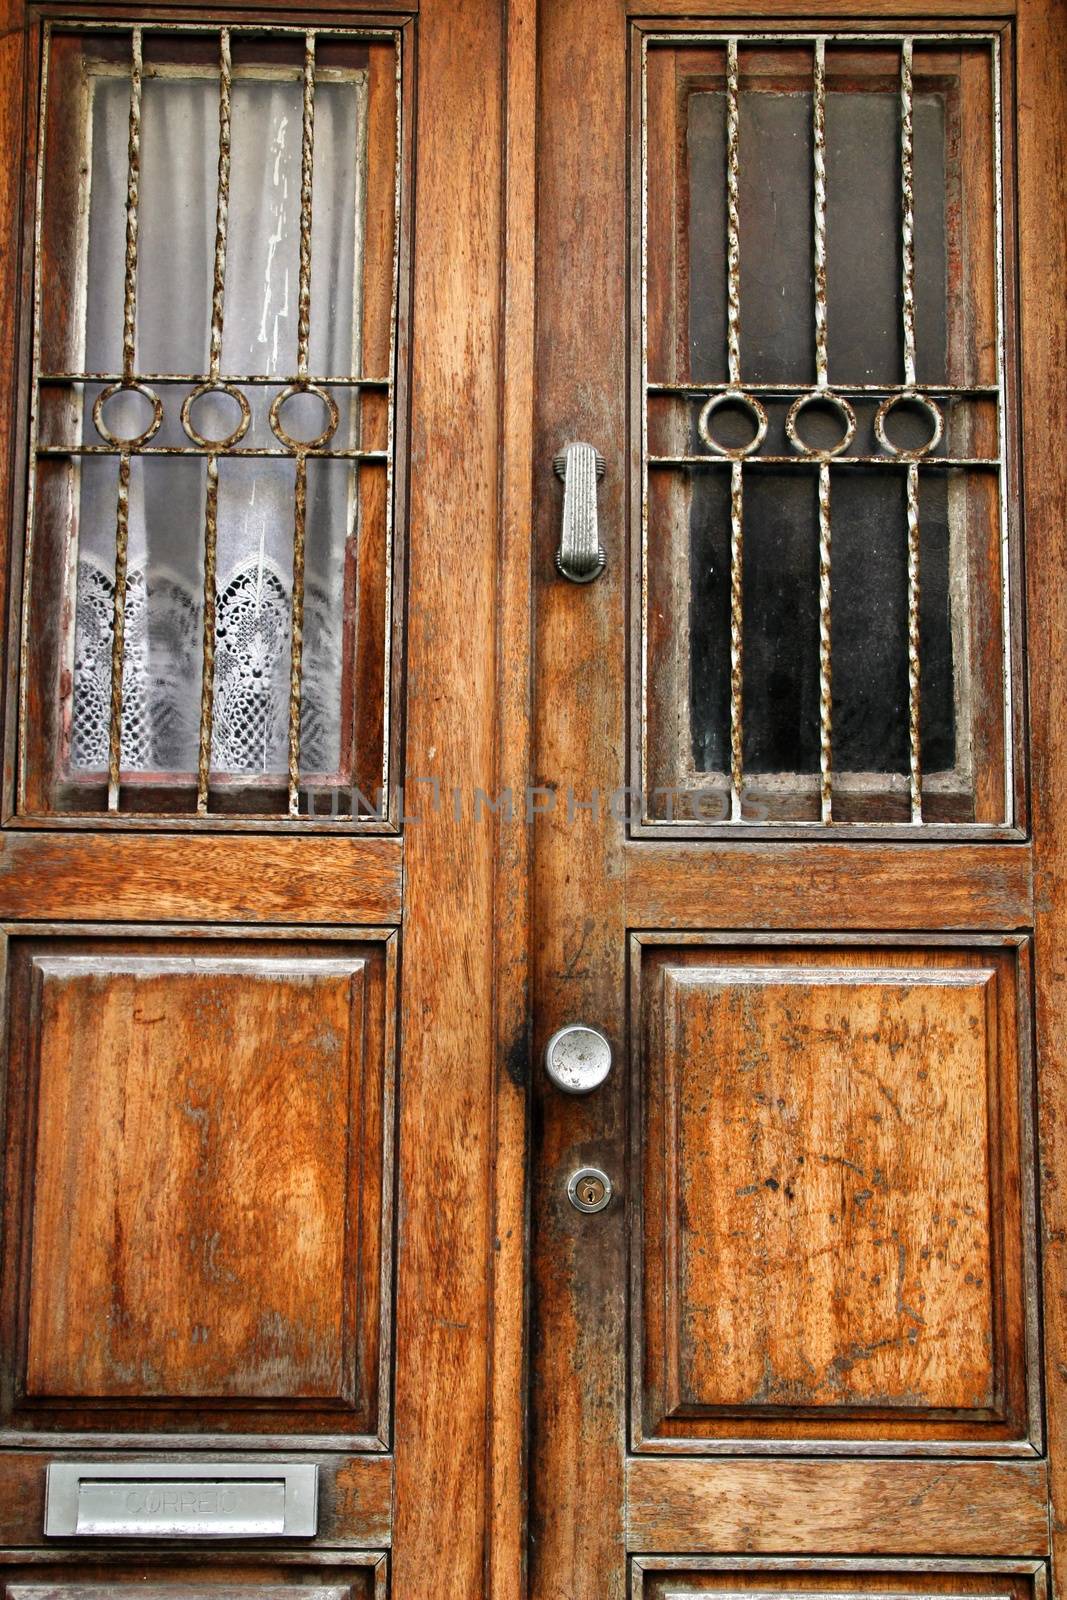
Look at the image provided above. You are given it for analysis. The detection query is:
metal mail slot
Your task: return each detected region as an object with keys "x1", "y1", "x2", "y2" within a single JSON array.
[{"x1": 44, "y1": 1461, "x2": 318, "y2": 1538}]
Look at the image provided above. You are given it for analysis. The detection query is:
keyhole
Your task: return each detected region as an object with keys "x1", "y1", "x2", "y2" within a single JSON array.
[{"x1": 567, "y1": 1166, "x2": 612, "y2": 1213}]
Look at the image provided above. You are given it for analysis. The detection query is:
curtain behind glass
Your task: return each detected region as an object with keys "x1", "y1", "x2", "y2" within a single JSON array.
[{"x1": 72, "y1": 68, "x2": 366, "y2": 780}]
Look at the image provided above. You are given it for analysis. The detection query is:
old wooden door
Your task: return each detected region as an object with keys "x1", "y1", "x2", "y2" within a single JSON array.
[
  {"x1": 530, "y1": 0, "x2": 1067, "y2": 1598},
  {"x1": 0, "y1": 0, "x2": 516, "y2": 1596}
]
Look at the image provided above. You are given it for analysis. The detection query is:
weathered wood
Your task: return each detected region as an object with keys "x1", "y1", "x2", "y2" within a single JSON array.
[
  {"x1": 529, "y1": 0, "x2": 629, "y2": 1594},
  {"x1": 631, "y1": 1556, "x2": 1048, "y2": 1600},
  {"x1": 625, "y1": 842, "x2": 1032, "y2": 929},
  {"x1": 626, "y1": 1457, "x2": 1051, "y2": 1555},
  {"x1": 489, "y1": 0, "x2": 537, "y2": 1595},
  {"x1": 390, "y1": 0, "x2": 502, "y2": 1593},
  {"x1": 1, "y1": 934, "x2": 393, "y2": 1441},
  {"x1": 1019, "y1": 0, "x2": 1067, "y2": 1587},
  {"x1": 635, "y1": 940, "x2": 1034, "y2": 1448},
  {"x1": 0, "y1": 832, "x2": 402, "y2": 924}
]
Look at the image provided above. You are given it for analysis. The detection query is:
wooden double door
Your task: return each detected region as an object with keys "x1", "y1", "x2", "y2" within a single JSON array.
[{"x1": 0, "y1": 0, "x2": 1064, "y2": 1595}]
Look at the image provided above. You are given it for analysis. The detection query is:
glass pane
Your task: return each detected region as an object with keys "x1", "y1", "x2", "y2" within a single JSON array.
[
  {"x1": 640, "y1": 36, "x2": 1009, "y2": 828},
  {"x1": 24, "y1": 25, "x2": 403, "y2": 819}
]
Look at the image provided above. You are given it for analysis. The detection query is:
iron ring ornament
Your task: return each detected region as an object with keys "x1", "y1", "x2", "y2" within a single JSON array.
[
  {"x1": 181, "y1": 382, "x2": 252, "y2": 450},
  {"x1": 92, "y1": 381, "x2": 164, "y2": 450},
  {"x1": 874, "y1": 390, "x2": 945, "y2": 459},
  {"x1": 697, "y1": 388, "x2": 769, "y2": 459},
  {"x1": 785, "y1": 388, "x2": 857, "y2": 458},
  {"x1": 269, "y1": 382, "x2": 341, "y2": 452}
]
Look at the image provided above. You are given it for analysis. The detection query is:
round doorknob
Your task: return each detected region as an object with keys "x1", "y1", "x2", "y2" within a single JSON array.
[{"x1": 544, "y1": 1024, "x2": 613, "y2": 1095}]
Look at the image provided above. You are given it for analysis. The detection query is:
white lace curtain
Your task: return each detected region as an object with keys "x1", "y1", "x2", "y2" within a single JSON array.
[{"x1": 72, "y1": 66, "x2": 366, "y2": 778}]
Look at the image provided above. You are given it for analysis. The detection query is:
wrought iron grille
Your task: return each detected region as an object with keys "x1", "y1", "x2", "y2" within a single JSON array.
[
  {"x1": 22, "y1": 21, "x2": 404, "y2": 821},
  {"x1": 637, "y1": 31, "x2": 1012, "y2": 832}
]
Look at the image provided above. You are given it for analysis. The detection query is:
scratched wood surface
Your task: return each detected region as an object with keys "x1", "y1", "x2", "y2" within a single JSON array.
[
  {"x1": 389, "y1": 0, "x2": 503, "y2": 1594},
  {"x1": 0, "y1": 1559, "x2": 387, "y2": 1600},
  {"x1": 529, "y1": 0, "x2": 630, "y2": 1593},
  {"x1": 1019, "y1": 0, "x2": 1067, "y2": 1587},
  {"x1": 631, "y1": 1558, "x2": 1048, "y2": 1600},
  {"x1": 637, "y1": 940, "x2": 1034, "y2": 1447},
  {"x1": 529, "y1": 0, "x2": 1052, "y2": 1588},
  {"x1": 626, "y1": 1458, "x2": 1051, "y2": 1556},
  {"x1": 2, "y1": 935, "x2": 391, "y2": 1440}
]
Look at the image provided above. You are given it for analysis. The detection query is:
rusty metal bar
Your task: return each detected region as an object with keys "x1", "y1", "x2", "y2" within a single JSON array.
[
  {"x1": 726, "y1": 38, "x2": 741, "y2": 387},
  {"x1": 41, "y1": 371, "x2": 389, "y2": 388},
  {"x1": 901, "y1": 39, "x2": 916, "y2": 386},
  {"x1": 195, "y1": 30, "x2": 233, "y2": 813},
  {"x1": 287, "y1": 454, "x2": 308, "y2": 815},
  {"x1": 818, "y1": 462, "x2": 832, "y2": 823},
  {"x1": 196, "y1": 456, "x2": 219, "y2": 813},
  {"x1": 297, "y1": 32, "x2": 316, "y2": 380},
  {"x1": 106, "y1": 454, "x2": 132, "y2": 810},
  {"x1": 281, "y1": 31, "x2": 317, "y2": 814},
  {"x1": 208, "y1": 28, "x2": 231, "y2": 383},
  {"x1": 907, "y1": 461, "x2": 922, "y2": 822},
  {"x1": 813, "y1": 37, "x2": 828, "y2": 388},
  {"x1": 648, "y1": 381, "x2": 999, "y2": 396},
  {"x1": 122, "y1": 29, "x2": 143, "y2": 384},
  {"x1": 105, "y1": 29, "x2": 143, "y2": 812},
  {"x1": 729, "y1": 460, "x2": 743, "y2": 820},
  {"x1": 648, "y1": 453, "x2": 999, "y2": 469},
  {"x1": 41, "y1": 443, "x2": 385, "y2": 461}
]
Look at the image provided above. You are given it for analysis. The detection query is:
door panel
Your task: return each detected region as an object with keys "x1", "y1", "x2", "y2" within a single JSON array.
[
  {"x1": 626, "y1": 1458, "x2": 1049, "y2": 1555},
  {"x1": 0, "y1": 0, "x2": 509, "y2": 1588},
  {"x1": 530, "y1": 0, "x2": 1062, "y2": 1592},
  {"x1": 0, "y1": 1561, "x2": 387, "y2": 1600},
  {"x1": 634, "y1": 937, "x2": 1037, "y2": 1449},
  {"x1": 1, "y1": 932, "x2": 395, "y2": 1441},
  {"x1": 630, "y1": 1562, "x2": 1049, "y2": 1600}
]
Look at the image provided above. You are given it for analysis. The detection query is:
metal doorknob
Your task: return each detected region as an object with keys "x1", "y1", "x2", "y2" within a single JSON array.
[{"x1": 544, "y1": 1024, "x2": 613, "y2": 1094}]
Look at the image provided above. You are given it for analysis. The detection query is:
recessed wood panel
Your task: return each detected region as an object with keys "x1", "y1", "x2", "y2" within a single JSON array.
[
  {"x1": 626, "y1": 1459, "x2": 1049, "y2": 1555},
  {"x1": 1, "y1": 1557, "x2": 386, "y2": 1600},
  {"x1": 633, "y1": 937, "x2": 1035, "y2": 1448},
  {"x1": 0, "y1": 932, "x2": 396, "y2": 1440},
  {"x1": 631, "y1": 1560, "x2": 1047, "y2": 1600}
]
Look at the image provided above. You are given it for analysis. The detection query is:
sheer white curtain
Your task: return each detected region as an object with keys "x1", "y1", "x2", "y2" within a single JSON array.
[{"x1": 72, "y1": 65, "x2": 365, "y2": 779}]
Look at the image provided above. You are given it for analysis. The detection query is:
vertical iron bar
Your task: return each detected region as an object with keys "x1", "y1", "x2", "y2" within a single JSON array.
[
  {"x1": 107, "y1": 454, "x2": 131, "y2": 810},
  {"x1": 725, "y1": 38, "x2": 741, "y2": 387},
  {"x1": 288, "y1": 455, "x2": 308, "y2": 816},
  {"x1": 902, "y1": 39, "x2": 921, "y2": 822},
  {"x1": 208, "y1": 28, "x2": 231, "y2": 383},
  {"x1": 196, "y1": 30, "x2": 232, "y2": 814},
  {"x1": 818, "y1": 463, "x2": 832, "y2": 823},
  {"x1": 729, "y1": 460, "x2": 743, "y2": 820},
  {"x1": 726, "y1": 38, "x2": 744, "y2": 821},
  {"x1": 121, "y1": 28, "x2": 142, "y2": 384},
  {"x1": 900, "y1": 38, "x2": 916, "y2": 387},
  {"x1": 907, "y1": 461, "x2": 922, "y2": 822},
  {"x1": 196, "y1": 458, "x2": 219, "y2": 814},
  {"x1": 297, "y1": 31, "x2": 316, "y2": 380},
  {"x1": 813, "y1": 37, "x2": 828, "y2": 388},
  {"x1": 107, "y1": 29, "x2": 142, "y2": 811},
  {"x1": 288, "y1": 31, "x2": 316, "y2": 811}
]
